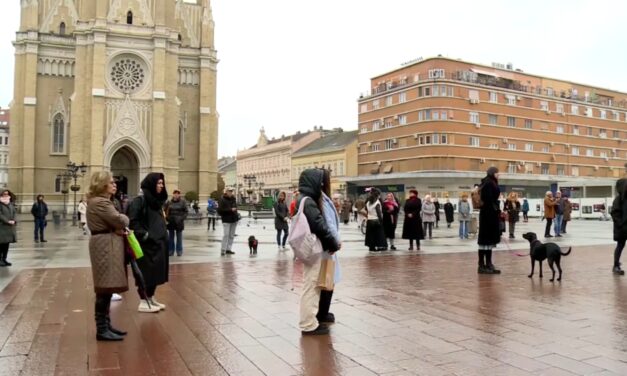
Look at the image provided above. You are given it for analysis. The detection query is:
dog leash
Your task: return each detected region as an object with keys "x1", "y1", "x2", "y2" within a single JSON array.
[{"x1": 502, "y1": 237, "x2": 528, "y2": 257}]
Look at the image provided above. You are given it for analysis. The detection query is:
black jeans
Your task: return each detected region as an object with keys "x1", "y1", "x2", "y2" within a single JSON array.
[
  {"x1": 207, "y1": 216, "x2": 216, "y2": 229},
  {"x1": 137, "y1": 285, "x2": 156, "y2": 300},
  {"x1": 544, "y1": 218, "x2": 553, "y2": 236},
  {"x1": 523, "y1": 211, "x2": 528, "y2": 221},
  {"x1": 0, "y1": 243, "x2": 9, "y2": 260},
  {"x1": 615, "y1": 239, "x2": 626, "y2": 267},
  {"x1": 276, "y1": 229, "x2": 288, "y2": 247}
]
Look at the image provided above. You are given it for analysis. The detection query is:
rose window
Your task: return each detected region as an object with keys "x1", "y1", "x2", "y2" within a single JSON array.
[{"x1": 110, "y1": 58, "x2": 145, "y2": 93}]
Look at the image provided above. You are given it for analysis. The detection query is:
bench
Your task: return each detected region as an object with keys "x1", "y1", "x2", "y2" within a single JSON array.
[{"x1": 252, "y1": 211, "x2": 274, "y2": 221}]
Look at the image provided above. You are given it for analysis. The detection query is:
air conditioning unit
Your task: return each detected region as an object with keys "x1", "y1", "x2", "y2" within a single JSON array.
[
  {"x1": 560, "y1": 111, "x2": 565, "y2": 116},
  {"x1": 536, "y1": 162, "x2": 542, "y2": 167},
  {"x1": 376, "y1": 161, "x2": 382, "y2": 166},
  {"x1": 502, "y1": 138, "x2": 508, "y2": 144},
  {"x1": 565, "y1": 144, "x2": 570, "y2": 149},
  {"x1": 475, "y1": 123, "x2": 481, "y2": 129},
  {"x1": 414, "y1": 134, "x2": 419, "y2": 139},
  {"x1": 367, "y1": 142, "x2": 372, "y2": 146},
  {"x1": 550, "y1": 142, "x2": 555, "y2": 146},
  {"x1": 545, "y1": 110, "x2": 551, "y2": 115},
  {"x1": 469, "y1": 99, "x2": 480, "y2": 104},
  {"x1": 480, "y1": 158, "x2": 486, "y2": 164},
  {"x1": 594, "y1": 166, "x2": 599, "y2": 171},
  {"x1": 604, "y1": 156, "x2": 609, "y2": 162},
  {"x1": 519, "y1": 160, "x2": 525, "y2": 165},
  {"x1": 392, "y1": 138, "x2": 398, "y2": 144},
  {"x1": 516, "y1": 95, "x2": 522, "y2": 100},
  {"x1": 393, "y1": 115, "x2": 399, "y2": 120},
  {"x1": 380, "y1": 118, "x2": 385, "y2": 123}
]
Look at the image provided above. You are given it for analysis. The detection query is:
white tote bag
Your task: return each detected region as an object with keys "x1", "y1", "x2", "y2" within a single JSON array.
[{"x1": 287, "y1": 196, "x2": 323, "y2": 265}]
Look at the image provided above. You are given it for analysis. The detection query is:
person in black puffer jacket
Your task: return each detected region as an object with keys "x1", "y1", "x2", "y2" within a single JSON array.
[
  {"x1": 611, "y1": 178, "x2": 627, "y2": 275},
  {"x1": 217, "y1": 188, "x2": 239, "y2": 256},
  {"x1": 477, "y1": 166, "x2": 502, "y2": 274},
  {"x1": 297, "y1": 169, "x2": 340, "y2": 336},
  {"x1": 165, "y1": 189, "x2": 189, "y2": 257}
]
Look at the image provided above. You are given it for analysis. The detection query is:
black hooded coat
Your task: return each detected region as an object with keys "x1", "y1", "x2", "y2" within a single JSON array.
[
  {"x1": 611, "y1": 178, "x2": 627, "y2": 242},
  {"x1": 478, "y1": 168, "x2": 502, "y2": 246},
  {"x1": 128, "y1": 173, "x2": 169, "y2": 287},
  {"x1": 297, "y1": 169, "x2": 340, "y2": 253}
]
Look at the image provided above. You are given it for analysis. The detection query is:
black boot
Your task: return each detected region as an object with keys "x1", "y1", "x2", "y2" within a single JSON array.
[
  {"x1": 105, "y1": 296, "x2": 127, "y2": 336},
  {"x1": 3, "y1": 248, "x2": 11, "y2": 266},
  {"x1": 95, "y1": 295, "x2": 124, "y2": 341},
  {"x1": 485, "y1": 249, "x2": 501, "y2": 274},
  {"x1": 316, "y1": 290, "x2": 335, "y2": 323},
  {"x1": 477, "y1": 250, "x2": 488, "y2": 274}
]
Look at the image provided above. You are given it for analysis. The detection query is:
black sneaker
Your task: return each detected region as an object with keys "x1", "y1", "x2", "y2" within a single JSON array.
[
  {"x1": 487, "y1": 265, "x2": 501, "y2": 274},
  {"x1": 390, "y1": 246, "x2": 397, "y2": 251},
  {"x1": 556, "y1": 235, "x2": 562, "y2": 237},
  {"x1": 3, "y1": 260, "x2": 11, "y2": 266},
  {"x1": 613, "y1": 266, "x2": 625, "y2": 275},
  {"x1": 301, "y1": 325, "x2": 329, "y2": 336},
  {"x1": 220, "y1": 250, "x2": 226, "y2": 256},
  {"x1": 478, "y1": 266, "x2": 489, "y2": 274},
  {"x1": 225, "y1": 250, "x2": 235, "y2": 255},
  {"x1": 317, "y1": 313, "x2": 335, "y2": 323}
]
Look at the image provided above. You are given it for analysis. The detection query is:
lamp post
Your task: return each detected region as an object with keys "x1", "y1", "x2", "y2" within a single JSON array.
[
  {"x1": 243, "y1": 174, "x2": 256, "y2": 203},
  {"x1": 65, "y1": 161, "x2": 87, "y2": 226},
  {"x1": 56, "y1": 172, "x2": 71, "y2": 219}
]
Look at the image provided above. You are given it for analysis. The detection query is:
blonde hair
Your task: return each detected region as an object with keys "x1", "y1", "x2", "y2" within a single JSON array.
[
  {"x1": 508, "y1": 192, "x2": 518, "y2": 201},
  {"x1": 88, "y1": 171, "x2": 113, "y2": 199},
  {"x1": 461, "y1": 193, "x2": 469, "y2": 199},
  {"x1": 424, "y1": 194, "x2": 432, "y2": 202}
]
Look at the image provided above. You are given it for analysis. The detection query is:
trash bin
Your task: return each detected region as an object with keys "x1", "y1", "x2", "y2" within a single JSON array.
[{"x1": 52, "y1": 211, "x2": 61, "y2": 225}]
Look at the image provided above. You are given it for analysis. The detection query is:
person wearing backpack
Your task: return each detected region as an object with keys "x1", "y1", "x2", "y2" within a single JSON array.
[
  {"x1": 611, "y1": 178, "x2": 627, "y2": 275},
  {"x1": 295, "y1": 169, "x2": 340, "y2": 335},
  {"x1": 206, "y1": 198, "x2": 218, "y2": 230},
  {"x1": 477, "y1": 166, "x2": 502, "y2": 274}
]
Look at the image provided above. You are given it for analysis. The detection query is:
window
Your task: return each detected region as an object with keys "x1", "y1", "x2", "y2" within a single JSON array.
[
  {"x1": 599, "y1": 129, "x2": 607, "y2": 138},
  {"x1": 373, "y1": 99, "x2": 380, "y2": 109},
  {"x1": 178, "y1": 122, "x2": 185, "y2": 158},
  {"x1": 571, "y1": 166, "x2": 579, "y2": 176},
  {"x1": 54, "y1": 176, "x2": 62, "y2": 193},
  {"x1": 557, "y1": 165, "x2": 565, "y2": 176},
  {"x1": 386, "y1": 96, "x2": 392, "y2": 106},
  {"x1": 541, "y1": 164, "x2": 549, "y2": 175},
  {"x1": 587, "y1": 127, "x2": 593, "y2": 136},
  {"x1": 556, "y1": 125, "x2": 564, "y2": 133},
  {"x1": 489, "y1": 114, "x2": 498, "y2": 125},
  {"x1": 360, "y1": 104, "x2": 368, "y2": 113},
  {"x1": 600, "y1": 109, "x2": 607, "y2": 119},
  {"x1": 440, "y1": 85, "x2": 449, "y2": 96},
  {"x1": 470, "y1": 137, "x2": 480, "y2": 147},
  {"x1": 418, "y1": 136, "x2": 424, "y2": 145},
  {"x1": 469, "y1": 112, "x2": 479, "y2": 124},
  {"x1": 508, "y1": 162, "x2": 517, "y2": 174},
  {"x1": 441, "y1": 134, "x2": 448, "y2": 144},
  {"x1": 613, "y1": 130, "x2": 620, "y2": 138},
  {"x1": 432, "y1": 134, "x2": 440, "y2": 144},
  {"x1": 440, "y1": 110, "x2": 448, "y2": 120},
  {"x1": 571, "y1": 146, "x2": 579, "y2": 155},
  {"x1": 433, "y1": 86, "x2": 439, "y2": 96},
  {"x1": 398, "y1": 115, "x2": 407, "y2": 125},
  {"x1": 600, "y1": 151, "x2": 608, "y2": 158},
  {"x1": 399, "y1": 92, "x2": 406, "y2": 103},
  {"x1": 425, "y1": 135, "x2": 432, "y2": 144},
  {"x1": 587, "y1": 149, "x2": 594, "y2": 157},
  {"x1": 556, "y1": 103, "x2": 564, "y2": 114},
  {"x1": 524, "y1": 119, "x2": 532, "y2": 129},
  {"x1": 547, "y1": 87, "x2": 554, "y2": 96},
  {"x1": 506, "y1": 95, "x2": 516, "y2": 105},
  {"x1": 585, "y1": 107, "x2": 593, "y2": 117},
  {"x1": 507, "y1": 143, "x2": 517, "y2": 150},
  {"x1": 372, "y1": 121, "x2": 380, "y2": 131},
  {"x1": 571, "y1": 105, "x2": 579, "y2": 115},
  {"x1": 540, "y1": 101, "x2": 549, "y2": 111},
  {"x1": 126, "y1": 10, "x2": 133, "y2": 24},
  {"x1": 360, "y1": 127, "x2": 367, "y2": 133},
  {"x1": 385, "y1": 120, "x2": 393, "y2": 128},
  {"x1": 489, "y1": 143, "x2": 498, "y2": 149},
  {"x1": 423, "y1": 87, "x2": 431, "y2": 96},
  {"x1": 52, "y1": 114, "x2": 65, "y2": 154},
  {"x1": 432, "y1": 111, "x2": 439, "y2": 120},
  {"x1": 419, "y1": 109, "x2": 431, "y2": 121},
  {"x1": 489, "y1": 92, "x2": 498, "y2": 103},
  {"x1": 469, "y1": 90, "x2": 479, "y2": 100},
  {"x1": 572, "y1": 125, "x2": 579, "y2": 135},
  {"x1": 428, "y1": 69, "x2": 445, "y2": 79},
  {"x1": 525, "y1": 143, "x2": 533, "y2": 151},
  {"x1": 507, "y1": 116, "x2": 516, "y2": 127},
  {"x1": 371, "y1": 143, "x2": 380, "y2": 152},
  {"x1": 385, "y1": 139, "x2": 394, "y2": 150},
  {"x1": 59, "y1": 22, "x2": 66, "y2": 35},
  {"x1": 339, "y1": 162, "x2": 344, "y2": 175},
  {"x1": 542, "y1": 146, "x2": 550, "y2": 153}
]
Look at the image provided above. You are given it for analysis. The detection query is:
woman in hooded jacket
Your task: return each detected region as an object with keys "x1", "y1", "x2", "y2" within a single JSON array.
[
  {"x1": 128, "y1": 173, "x2": 169, "y2": 313},
  {"x1": 477, "y1": 167, "x2": 502, "y2": 274},
  {"x1": 296, "y1": 169, "x2": 340, "y2": 336},
  {"x1": 611, "y1": 178, "x2": 627, "y2": 275}
]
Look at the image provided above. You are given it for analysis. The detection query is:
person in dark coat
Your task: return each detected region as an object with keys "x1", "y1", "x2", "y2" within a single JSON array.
[
  {"x1": 341, "y1": 199, "x2": 352, "y2": 225},
  {"x1": 31, "y1": 194, "x2": 48, "y2": 243},
  {"x1": 402, "y1": 189, "x2": 424, "y2": 250},
  {"x1": 521, "y1": 198, "x2": 530, "y2": 222},
  {"x1": 433, "y1": 198, "x2": 441, "y2": 228},
  {"x1": 165, "y1": 189, "x2": 189, "y2": 256},
  {"x1": 382, "y1": 193, "x2": 400, "y2": 251},
  {"x1": 273, "y1": 191, "x2": 289, "y2": 250},
  {"x1": 297, "y1": 169, "x2": 340, "y2": 336},
  {"x1": 504, "y1": 192, "x2": 521, "y2": 239},
  {"x1": 364, "y1": 188, "x2": 387, "y2": 251},
  {"x1": 0, "y1": 190, "x2": 17, "y2": 267},
  {"x1": 218, "y1": 188, "x2": 239, "y2": 255},
  {"x1": 443, "y1": 199, "x2": 455, "y2": 228},
  {"x1": 128, "y1": 172, "x2": 169, "y2": 313},
  {"x1": 611, "y1": 178, "x2": 627, "y2": 275},
  {"x1": 477, "y1": 166, "x2": 502, "y2": 274}
]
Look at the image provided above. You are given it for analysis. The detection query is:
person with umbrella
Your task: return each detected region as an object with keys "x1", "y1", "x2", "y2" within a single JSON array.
[{"x1": 86, "y1": 171, "x2": 130, "y2": 341}]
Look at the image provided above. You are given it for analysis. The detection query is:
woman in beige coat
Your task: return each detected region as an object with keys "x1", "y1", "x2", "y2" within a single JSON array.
[{"x1": 86, "y1": 171, "x2": 130, "y2": 341}]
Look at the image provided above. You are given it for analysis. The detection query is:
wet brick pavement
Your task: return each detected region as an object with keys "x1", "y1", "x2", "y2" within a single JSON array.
[{"x1": 0, "y1": 218, "x2": 625, "y2": 375}]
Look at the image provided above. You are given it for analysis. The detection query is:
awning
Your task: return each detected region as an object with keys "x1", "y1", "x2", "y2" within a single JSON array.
[
  {"x1": 470, "y1": 68, "x2": 500, "y2": 77},
  {"x1": 383, "y1": 165, "x2": 393, "y2": 174}
]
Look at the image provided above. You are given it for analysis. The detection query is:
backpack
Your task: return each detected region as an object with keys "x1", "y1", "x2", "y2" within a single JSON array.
[
  {"x1": 287, "y1": 196, "x2": 323, "y2": 265},
  {"x1": 471, "y1": 184, "x2": 483, "y2": 209}
]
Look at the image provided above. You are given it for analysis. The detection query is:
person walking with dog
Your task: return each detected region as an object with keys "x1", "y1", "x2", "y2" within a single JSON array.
[
  {"x1": 553, "y1": 191, "x2": 564, "y2": 237},
  {"x1": 543, "y1": 191, "x2": 557, "y2": 238},
  {"x1": 522, "y1": 198, "x2": 530, "y2": 222},
  {"x1": 611, "y1": 178, "x2": 627, "y2": 275},
  {"x1": 218, "y1": 187, "x2": 239, "y2": 255},
  {"x1": 402, "y1": 189, "x2": 423, "y2": 250},
  {"x1": 477, "y1": 166, "x2": 502, "y2": 274},
  {"x1": 504, "y1": 192, "x2": 521, "y2": 239},
  {"x1": 382, "y1": 193, "x2": 400, "y2": 251},
  {"x1": 458, "y1": 193, "x2": 471, "y2": 239},
  {"x1": 421, "y1": 195, "x2": 436, "y2": 240},
  {"x1": 365, "y1": 188, "x2": 387, "y2": 251},
  {"x1": 562, "y1": 195, "x2": 572, "y2": 233},
  {"x1": 296, "y1": 168, "x2": 340, "y2": 335},
  {"x1": 165, "y1": 189, "x2": 189, "y2": 257},
  {"x1": 273, "y1": 191, "x2": 289, "y2": 251}
]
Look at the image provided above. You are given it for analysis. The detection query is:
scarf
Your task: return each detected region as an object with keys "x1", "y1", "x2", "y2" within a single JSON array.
[{"x1": 0, "y1": 196, "x2": 10, "y2": 205}]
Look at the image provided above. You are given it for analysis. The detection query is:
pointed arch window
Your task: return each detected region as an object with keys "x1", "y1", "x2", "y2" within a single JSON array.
[
  {"x1": 126, "y1": 11, "x2": 133, "y2": 25},
  {"x1": 178, "y1": 121, "x2": 185, "y2": 158},
  {"x1": 59, "y1": 22, "x2": 66, "y2": 35},
  {"x1": 52, "y1": 114, "x2": 66, "y2": 154}
]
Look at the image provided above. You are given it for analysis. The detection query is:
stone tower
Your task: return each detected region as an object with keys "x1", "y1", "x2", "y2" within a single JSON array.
[{"x1": 10, "y1": 0, "x2": 218, "y2": 211}]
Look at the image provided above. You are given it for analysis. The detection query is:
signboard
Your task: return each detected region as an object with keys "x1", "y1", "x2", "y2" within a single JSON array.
[{"x1": 357, "y1": 184, "x2": 405, "y2": 195}]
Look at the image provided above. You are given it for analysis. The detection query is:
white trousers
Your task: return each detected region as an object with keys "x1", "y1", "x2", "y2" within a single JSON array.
[{"x1": 299, "y1": 257, "x2": 322, "y2": 332}]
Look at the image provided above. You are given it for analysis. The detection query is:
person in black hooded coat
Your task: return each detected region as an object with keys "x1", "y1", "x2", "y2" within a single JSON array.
[
  {"x1": 611, "y1": 178, "x2": 627, "y2": 275},
  {"x1": 128, "y1": 173, "x2": 169, "y2": 312},
  {"x1": 477, "y1": 166, "x2": 502, "y2": 274}
]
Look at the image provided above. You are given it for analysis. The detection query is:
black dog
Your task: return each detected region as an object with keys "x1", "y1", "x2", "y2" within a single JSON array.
[
  {"x1": 522, "y1": 232, "x2": 571, "y2": 282},
  {"x1": 248, "y1": 236, "x2": 258, "y2": 256}
]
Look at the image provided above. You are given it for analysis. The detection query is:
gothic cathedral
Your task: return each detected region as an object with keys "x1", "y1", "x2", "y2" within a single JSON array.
[{"x1": 10, "y1": 0, "x2": 218, "y2": 211}]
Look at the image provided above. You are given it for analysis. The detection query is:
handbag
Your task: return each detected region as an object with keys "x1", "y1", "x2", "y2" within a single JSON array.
[
  {"x1": 126, "y1": 231, "x2": 144, "y2": 260},
  {"x1": 287, "y1": 197, "x2": 323, "y2": 265},
  {"x1": 317, "y1": 258, "x2": 335, "y2": 291}
]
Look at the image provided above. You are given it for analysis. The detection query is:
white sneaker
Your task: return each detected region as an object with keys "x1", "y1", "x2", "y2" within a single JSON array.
[
  {"x1": 111, "y1": 293, "x2": 123, "y2": 301},
  {"x1": 278, "y1": 246, "x2": 282, "y2": 251},
  {"x1": 138, "y1": 300, "x2": 160, "y2": 313},
  {"x1": 150, "y1": 297, "x2": 166, "y2": 310}
]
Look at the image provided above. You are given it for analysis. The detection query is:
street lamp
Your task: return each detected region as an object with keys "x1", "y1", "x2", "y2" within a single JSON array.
[
  {"x1": 243, "y1": 174, "x2": 256, "y2": 202},
  {"x1": 56, "y1": 172, "x2": 71, "y2": 219},
  {"x1": 65, "y1": 161, "x2": 87, "y2": 226}
]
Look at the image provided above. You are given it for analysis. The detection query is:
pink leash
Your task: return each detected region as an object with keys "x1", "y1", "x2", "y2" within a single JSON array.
[{"x1": 502, "y1": 237, "x2": 528, "y2": 257}]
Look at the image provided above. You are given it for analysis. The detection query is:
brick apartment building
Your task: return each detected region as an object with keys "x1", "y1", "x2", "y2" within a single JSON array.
[{"x1": 352, "y1": 57, "x2": 627, "y2": 199}]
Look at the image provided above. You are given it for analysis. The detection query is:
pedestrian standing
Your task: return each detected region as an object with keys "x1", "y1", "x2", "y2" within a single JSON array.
[
  {"x1": 341, "y1": 199, "x2": 352, "y2": 225},
  {"x1": 0, "y1": 190, "x2": 17, "y2": 267},
  {"x1": 504, "y1": 192, "x2": 521, "y2": 239},
  {"x1": 421, "y1": 195, "x2": 436, "y2": 239},
  {"x1": 458, "y1": 193, "x2": 471, "y2": 239},
  {"x1": 522, "y1": 198, "x2": 529, "y2": 222},
  {"x1": 611, "y1": 178, "x2": 627, "y2": 275},
  {"x1": 543, "y1": 191, "x2": 557, "y2": 237},
  {"x1": 273, "y1": 191, "x2": 289, "y2": 251},
  {"x1": 382, "y1": 193, "x2": 399, "y2": 251},
  {"x1": 218, "y1": 187, "x2": 239, "y2": 256},
  {"x1": 289, "y1": 190, "x2": 300, "y2": 218},
  {"x1": 296, "y1": 169, "x2": 340, "y2": 335},
  {"x1": 165, "y1": 189, "x2": 189, "y2": 256},
  {"x1": 433, "y1": 197, "x2": 441, "y2": 228},
  {"x1": 31, "y1": 194, "x2": 48, "y2": 243},
  {"x1": 365, "y1": 188, "x2": 387, "y2": 252},
  {"x1": 444, "y1": 199, "x2": 454, "y2": 228},
  {"x1": 128, "y1": 173, "x2": 169, "y2": 313},
  {"x1": 477, "y1": 166, "x2": 502, "y2": 274},
  {"x1": 402, "y1": 189, "x2": 423, "y2": 250},
  {"x1": 78, "y1": 198, "x2": 88, "y2": 235},
  {"x1": 85, "y1": 171, "x2": 129, "y2": 340},
  {"x1": 562, "y1": 195, "x2": 572, "y2": 233},
  {"x1": 553, "y1": 191, "x2": 564, "y2": 237}
]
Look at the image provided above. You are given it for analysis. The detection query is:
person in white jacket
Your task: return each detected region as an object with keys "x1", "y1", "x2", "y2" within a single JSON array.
[{"x1": 78, "y1": 198, "x2": 88, "y2": 235}]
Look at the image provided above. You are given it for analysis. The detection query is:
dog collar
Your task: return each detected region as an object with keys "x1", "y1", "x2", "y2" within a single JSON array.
[{"x1": 531, "y1": 239, "x2": 541, "y2": 246}]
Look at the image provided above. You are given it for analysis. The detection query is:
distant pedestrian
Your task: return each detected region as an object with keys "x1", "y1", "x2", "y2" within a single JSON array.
[
  {"x1": 31, "y1": 194, "x2": 48, "y2": 243},
  {"x1": 554, "y1": 191, "x2": 564, "y2": 237},
  {"x1": 273, "y1": 191, "x2": 289, "y2": 251},
  {"x1": 611, "y1": 178, "x2": 627, "y2": 275},
  {"x1": 544, "y1": 191, "x2": 557, "y2": 238},
  {"x1": 444, "y1": 199, "x2": 454, "y2": 228},
  {"x1": 165, "y1": 189, "x2": 189, "y2": 256},
  {"x1": 421, "y1": 195, "x2": 436, "y2": 239},
  {"x1": 289, "y1": 190, "x2": 299, "y2": 218},
  {"x1": 458, "y1": 193, "x2": 471, "y2": 239},
  {"x1": 0, "y1": 190, "x2": 17, "y2": 267},
  {"x1": 433, "y1": 197, "x2": 441, "y2": 228},
  {"x1": 365, "y1": 188, "x2": 387, "y2": 252},
  {"x1": 477, "y1": 166, "x2": 502, "y2": 274},
  {"x1": 382, "y1": 193, "x2": 399, "y2": 251},
  {"x1": 207, "y1": 197, "x2": 218, "y2": 230},
  {"x1": 402, "y1": 190, "x2": 423, "y2": 250},
  {"x1": 218, "y1": 187, "x2": 239, "y2": 256},
  {"x1": 504, "y1": 192, "x2": 521, "y2": 239},
  {"x1": 192, "y1": 200, "x2": 199, "y2": 215},
  {"x1": 341, "y1": 199, "x2": 352, "y2": 225},
  {"x1": 522, "y1": 198, "x2": 529, "y2": 222},
  {"x1": 562, "y1": 195, "x2": 572, "y2": 233},
  {"x1": 78, "y1": 198, "x2": 88, "y2": 235}
]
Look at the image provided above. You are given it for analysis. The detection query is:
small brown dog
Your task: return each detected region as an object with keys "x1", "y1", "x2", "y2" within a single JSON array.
[{"x1": 248, "y1": 236, "x2": 258, "y2": 256}]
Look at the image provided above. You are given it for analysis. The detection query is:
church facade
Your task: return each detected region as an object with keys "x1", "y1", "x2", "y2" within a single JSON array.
[{"x1": 10, "y1": 0, "x2": 219, "y2": 211}]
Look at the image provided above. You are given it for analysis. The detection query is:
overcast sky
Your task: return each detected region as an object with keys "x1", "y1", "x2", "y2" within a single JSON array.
[{"x1": 1, "y1": 1, "x2": 626, "y2": 158}]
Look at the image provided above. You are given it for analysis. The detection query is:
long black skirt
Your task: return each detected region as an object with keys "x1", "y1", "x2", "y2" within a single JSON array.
[{"x1": 365, "y1": 220, "x2": 387, "y2": 250}]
